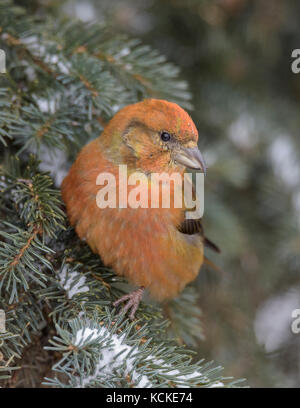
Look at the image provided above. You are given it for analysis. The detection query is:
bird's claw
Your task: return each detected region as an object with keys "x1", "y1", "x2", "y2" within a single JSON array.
[{"x1": 113, "y1": 287, "x2": 144, "y2": 320}]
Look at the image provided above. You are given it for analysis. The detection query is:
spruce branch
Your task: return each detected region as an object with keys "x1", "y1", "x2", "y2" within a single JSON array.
[{"x1": 43, "y1": 312, "x2": 241, "y2": 388}]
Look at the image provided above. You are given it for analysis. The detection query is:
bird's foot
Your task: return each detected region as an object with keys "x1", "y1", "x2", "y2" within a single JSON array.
[{"x1": 113, "y1": 287, "x2": 145, "y2": 320}]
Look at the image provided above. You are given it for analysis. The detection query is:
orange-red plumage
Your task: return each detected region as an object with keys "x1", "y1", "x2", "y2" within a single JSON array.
[{"x1": 61, "y1": 99, "x2": 206, "y2": 303}]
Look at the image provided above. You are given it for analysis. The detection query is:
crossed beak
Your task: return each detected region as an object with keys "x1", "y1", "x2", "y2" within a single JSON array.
[{"x1": 174, "y1": 146, "x2": 206, "y2": 175}]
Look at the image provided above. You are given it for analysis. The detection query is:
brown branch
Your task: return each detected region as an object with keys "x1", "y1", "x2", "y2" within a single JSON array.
[
  {"x1": 94, "y1": 50, "x2": 152, "y2": 91},
  {"x1": 36, "y1": 118, "x2": 54, "y2": 139},
  {"x1": 91, "y1": 272, "x2": 110, "y2": 289},
  {"x1": 16, "y1": 178, "x2": 43, "y2": 220},
  {"x1": 78, "y1": 74, "x2": 99, "y2": 97},
  {"x1": 3, "y1": 33, "x2": 58, "y2": 78},
  {"x1": 8, "y1": 225, "x2": 42, "y2": 269}
]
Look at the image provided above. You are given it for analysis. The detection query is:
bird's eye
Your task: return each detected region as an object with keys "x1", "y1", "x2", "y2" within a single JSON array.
[{"x1": 161, "y1": 132, "x2": 171, "y2": 142}]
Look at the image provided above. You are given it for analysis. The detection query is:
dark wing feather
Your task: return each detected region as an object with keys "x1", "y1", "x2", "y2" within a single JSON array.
[
  {"x1": 178, "y1": 218, "x2": 221, "y2": 253},
  {"x1": 179, "y1": 173, "x2": 220, "y2": 253}
]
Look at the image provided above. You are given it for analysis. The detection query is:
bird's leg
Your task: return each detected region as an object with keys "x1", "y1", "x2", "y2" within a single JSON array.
[{"x1": 113, "y1": 286, "x2": 145, "y2": 320}]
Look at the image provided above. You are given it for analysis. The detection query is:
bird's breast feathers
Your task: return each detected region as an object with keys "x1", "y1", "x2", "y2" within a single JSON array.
[{"x1": 61, "y1": 139, "x2": 204, "y2": 300}]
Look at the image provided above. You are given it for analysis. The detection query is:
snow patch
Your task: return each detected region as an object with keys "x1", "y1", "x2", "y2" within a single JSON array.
[
  {"x1": 73, "y1": 326, "x2": 152, "y2": 388},
  {"x1": 72, "y1": 323, "x2": 222, "y2": 388},
  {"x1": 36, "y1": 145, "x2": 69, "y2": 187},
  {"x1": 59, "y1": 265, "x2": 89, "y2": 299}
]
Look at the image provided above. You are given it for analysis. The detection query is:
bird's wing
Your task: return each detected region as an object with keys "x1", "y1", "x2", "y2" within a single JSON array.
[
  {"x1": 177, "y1": 217, "x2": 221, "y2": 253},
  {"x1": 177, "y1": 172, "x2": 221, "y2": 254}
]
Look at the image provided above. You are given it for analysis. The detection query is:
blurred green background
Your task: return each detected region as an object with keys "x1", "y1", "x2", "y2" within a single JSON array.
[{"x1": 13, "y1": 0, "x2": 300, "y2": 387}]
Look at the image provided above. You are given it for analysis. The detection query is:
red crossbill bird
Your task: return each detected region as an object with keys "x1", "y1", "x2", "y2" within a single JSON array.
[{"x1": 61, "y1": 99, "x2": 219, "y2": 319}]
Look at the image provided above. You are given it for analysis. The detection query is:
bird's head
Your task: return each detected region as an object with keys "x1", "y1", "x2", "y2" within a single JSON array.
[{"x1": 100, "y1": 99, "x2": 206, "y2": 175}]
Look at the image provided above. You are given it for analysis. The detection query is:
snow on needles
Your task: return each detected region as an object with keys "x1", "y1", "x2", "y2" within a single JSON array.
[
  {"x1": 72, "y1": 324, "x2": 224, "y2": 388},
  {"x1": 73, "y1": 326, "x2": 152, "y2": 388},
  {"x1": 59, "y1": 264, "x2": 89, "y2": 299}
]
